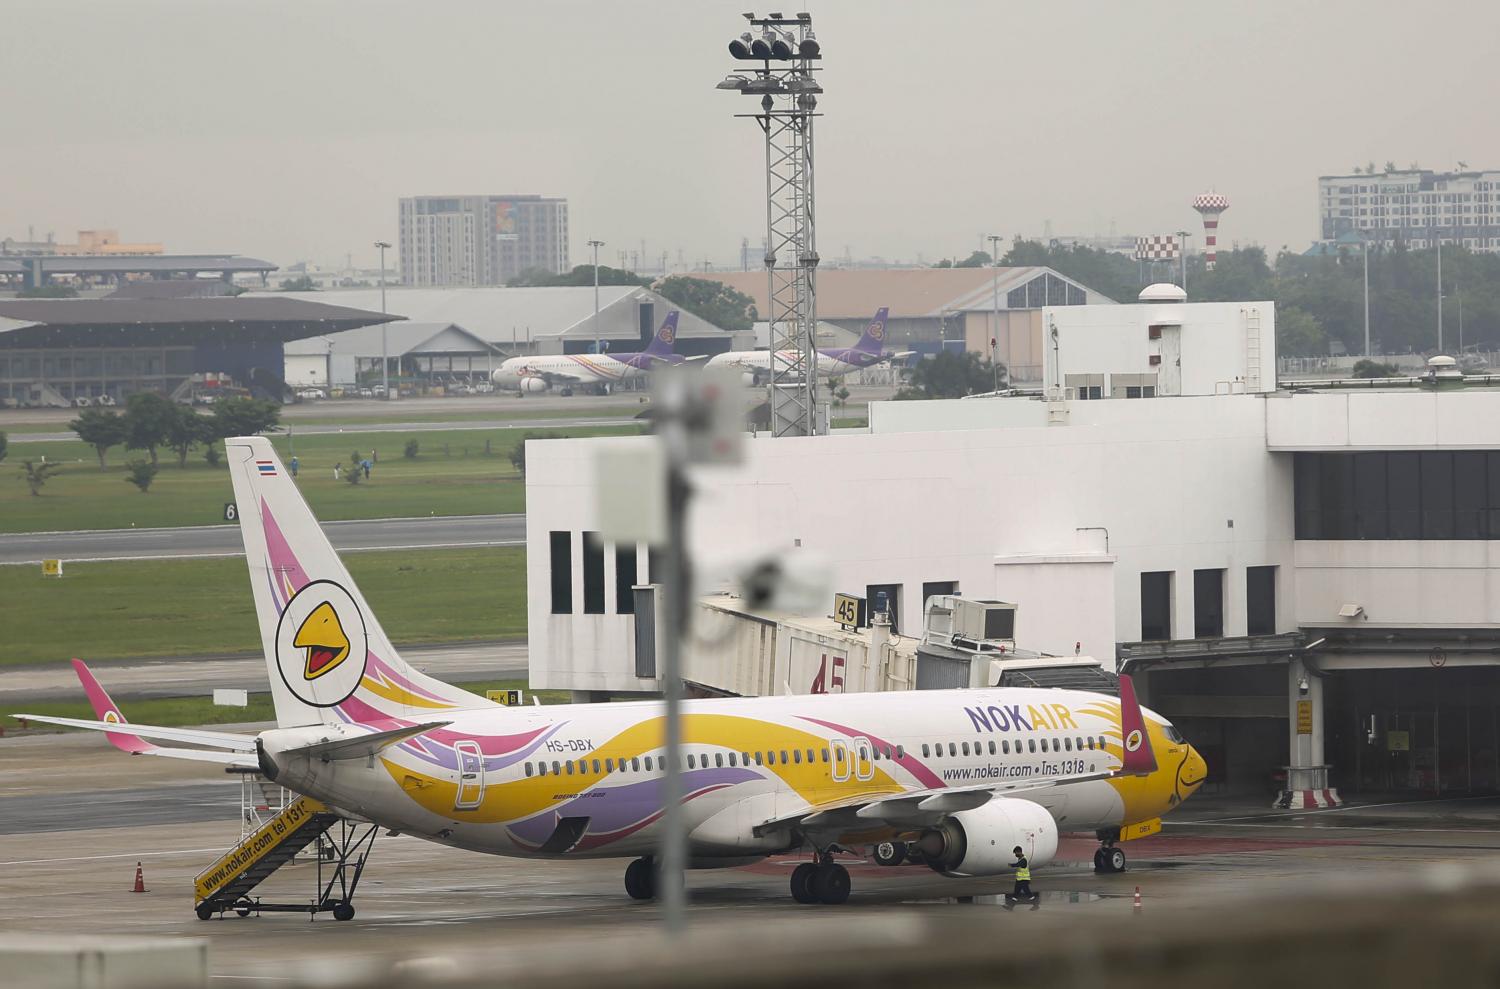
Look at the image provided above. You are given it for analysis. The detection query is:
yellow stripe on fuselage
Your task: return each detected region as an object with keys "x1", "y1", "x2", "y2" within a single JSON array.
[{"x1": 382, "y1": 713, "x2": 901, "y2": 825}]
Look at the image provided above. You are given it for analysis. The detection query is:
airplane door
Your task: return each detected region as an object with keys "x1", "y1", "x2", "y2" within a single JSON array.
[{"x1": 455, "y1": 741, "x2": 485, "y2": 811}]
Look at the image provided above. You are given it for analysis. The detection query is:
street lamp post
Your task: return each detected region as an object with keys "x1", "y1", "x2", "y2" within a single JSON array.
[
  {"x1": 1361, "y1": 235, "x2": 1370, "y2": 357},
  {"x1": 1436, "y1": 234, "x2": 1444, "y2": 353},
  {"x1": 987, "y1": 233, "x2": 1002, "y2": 393},
  {"x1": 374, "y1": 241, "x2": 391, "y2": 399},
  {"x1": 588, "y1": 239, "x2": 605, "y2": 356}
]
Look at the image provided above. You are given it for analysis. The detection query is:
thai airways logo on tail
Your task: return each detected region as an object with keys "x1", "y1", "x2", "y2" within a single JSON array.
[
  {"x1": 644, "y1": 311, "x2": 680, "y2": 356},
  {"x1": 854, "y1": 307, "x2": 890, "y2": 354}
]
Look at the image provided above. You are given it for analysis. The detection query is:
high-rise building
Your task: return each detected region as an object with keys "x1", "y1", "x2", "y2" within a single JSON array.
[
  {"x1": 1319, "y1": 169, "x2": 1500, "y2": 253},
  {"x1": 398, "y1": 196, "x2": 569, "y2": 286}
]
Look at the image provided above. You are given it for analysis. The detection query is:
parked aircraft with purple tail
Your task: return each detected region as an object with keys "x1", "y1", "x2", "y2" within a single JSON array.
[
  {"x1": 492, "y1": 310, "x2": 698, "y2": 395},
  {"x1": 705, "y1": 307, "x2": 914, "y2": 383}
]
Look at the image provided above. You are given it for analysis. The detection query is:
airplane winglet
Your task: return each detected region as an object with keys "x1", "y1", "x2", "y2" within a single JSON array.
[
  {"x1": 1117, "y1": 674, "x2": 1158, "y2": 775},
  {"x1": 71, "y1": 658, "x2": 155, "y2": 755}
]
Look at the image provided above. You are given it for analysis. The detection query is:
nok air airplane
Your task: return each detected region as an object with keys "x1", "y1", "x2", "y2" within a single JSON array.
[{"x1": 21, "y1": 437, "x2": 1207, "y2": 909}]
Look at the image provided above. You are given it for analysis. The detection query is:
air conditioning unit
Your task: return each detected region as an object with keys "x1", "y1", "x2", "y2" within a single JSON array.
[{"x1": 953, "y1": 598, "x2": 1017, "y2": 642}]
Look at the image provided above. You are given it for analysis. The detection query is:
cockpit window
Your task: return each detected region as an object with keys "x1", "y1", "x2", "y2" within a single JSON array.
[{"x1": 1164, "y1": 725, "x2": 1185, "y2": 744}]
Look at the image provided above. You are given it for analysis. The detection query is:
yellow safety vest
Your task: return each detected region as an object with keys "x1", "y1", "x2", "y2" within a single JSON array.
[{"x1": 1015, "y1": 863, "x2": 1031, "y2": 880}]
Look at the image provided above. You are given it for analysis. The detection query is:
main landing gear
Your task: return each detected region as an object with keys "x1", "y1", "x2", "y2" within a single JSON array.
[
  {"x1": 1093, "y1": 829, "x2": 1127, "y2": 874},
  {"x1": 790, "y1": 851, "x2": 851, "y2": 905},
  {"x1": 872, "y1": 840, "x2": 907, "y2": 867},
  {"x1": 624, "y1": 856, "x2": 656, "y2": 901}
]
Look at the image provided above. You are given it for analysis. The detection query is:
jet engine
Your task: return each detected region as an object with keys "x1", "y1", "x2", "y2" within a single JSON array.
[
  {"x1": 741, "y1": 372, "x2": 758, "y2": 387},
  {"x1": 914, "y1": 797, "x2": 1058, "y2": 877},
  {"x1": 519, "y1": 377, "x2": 549, "y2": 394}
]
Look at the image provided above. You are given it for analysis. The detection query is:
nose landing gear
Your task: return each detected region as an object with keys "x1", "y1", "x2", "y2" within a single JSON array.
[{"x1": 1093, "y1": 829, "x2": 1128, "y2": 873}]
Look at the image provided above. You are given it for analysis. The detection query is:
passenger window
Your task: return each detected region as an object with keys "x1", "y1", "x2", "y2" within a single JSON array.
[
  {"x1": 807, "y1": 748, "x2": 815, "y2": 763},
  {"x1": 922, "y1": 744, "x2": 930, "y2": 758},
  {"x1": 884, "y1": 745, "x2": 893, "y2": 759},
  {"x1": 579, "y1": 759, "x2": 589, "y2": 774},
  {"x1": 1002, "y1": 740, "x2": 1010, "y2": 755},
  {"x1": 538, "y1": 762, "x2": 547, "y2": 776},
  {"x1": 565, "y1": 762, "x2": 574, "y2": 775},
  {"x1": 1027, "y1": 740, "x2": 1036, "y2": 754},
  {"x1": 754, "y1": 752, "x2": 763, "y2": 766},
  {"x1": 1085, "y1": 738, "x2": 1094, "y2": 751},
  {"x1": 1040, "y1": 739, "x2": 1049, "y2": 753},
  {"x1": 896, "y1": 745, "x2": 905, "y2": 759},
  {"x1": 606, "y1": 758, "x2": 615, "y2": 772},
  {"x1": 525, "y1": 762, "x2": 534, "y2": 777},
  {"x1": 1063, "y1": 738, "x2": 1072, "y2": 752},
  {"x1": 821, "y1": 748, "x2": 830, "y2": 763},
  {"x1": 631, "y1": 758, "x2": 640, "y2": 772},
  {"x1": 781, "y1": 750, "x2": 788, "y2": 765},
  {"x1": 949, "y1": 742, "x2": 957, "y2": 757},
  {"x1": 687, "y1": 754, "x2": 696, "y2": 769},
  {"x1": 716, "y1": 753, "x2": 724, "y2": 768},
  {"x1": 961, "y1": 742, "x2": 970, "y2": 756},
  {"x1": 645, "y1": 756, "x2": 655, "y2": 772},
  {"x1": 728, "y1": 753, "x2": 738, "y2": 767},
  {"x1": 988, "y1": 740, "x2": 996, "y2": 755},
  {"x1": 793, "y1": 749, "x2": 801, "y2": 764}
]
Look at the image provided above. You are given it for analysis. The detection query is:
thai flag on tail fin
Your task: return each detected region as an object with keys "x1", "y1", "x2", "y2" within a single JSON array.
[
  {"x1": 1117, "y1": 674, "x2": 1158, "y2": 775},
  {"x1": 256, "y1": 460, "x2": 277, "y2": 476}
]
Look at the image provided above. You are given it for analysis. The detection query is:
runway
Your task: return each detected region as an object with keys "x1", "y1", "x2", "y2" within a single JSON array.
[
  {"x1": 2, "y1": 639, "x2": 528, "y2": 703},
  {"x1": 0, "y1": 513, "x2": 524, "y2": 564}
]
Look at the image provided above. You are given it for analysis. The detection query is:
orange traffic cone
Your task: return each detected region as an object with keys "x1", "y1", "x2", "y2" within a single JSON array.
[
  {"x1": 132, "y1": 862, "x2": 149, "y2": 893},
  {"x1": 1132, "y1": 885, "x2": 1142, "y2": 911}
]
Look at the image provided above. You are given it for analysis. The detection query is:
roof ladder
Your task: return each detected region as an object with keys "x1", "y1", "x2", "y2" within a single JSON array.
[{"x1": 1244, "y1": 307, "x2": 1263, "y2": 391}]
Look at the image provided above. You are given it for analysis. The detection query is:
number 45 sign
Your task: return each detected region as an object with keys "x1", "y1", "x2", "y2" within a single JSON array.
[{"x1": 810, "y1": 653, "x2": 845, "y2": 694}]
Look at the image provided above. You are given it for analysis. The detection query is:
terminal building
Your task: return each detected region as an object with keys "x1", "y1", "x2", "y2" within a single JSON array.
[
  {"x1": 524, "y1": 289, "x2": 1500, "y2": 807},
  {"x1": 0, "y1": 297, "x2": 397, "y2": 407}
]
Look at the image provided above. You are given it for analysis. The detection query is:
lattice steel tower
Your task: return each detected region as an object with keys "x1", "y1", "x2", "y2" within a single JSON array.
[{"x1": 719, "y1": 12, "x2": 823, "y2": 436}]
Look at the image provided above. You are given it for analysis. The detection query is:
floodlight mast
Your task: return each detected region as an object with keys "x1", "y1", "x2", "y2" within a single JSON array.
[{"x1": 721, "y1": 12, "x2": 822, "y2": 437}]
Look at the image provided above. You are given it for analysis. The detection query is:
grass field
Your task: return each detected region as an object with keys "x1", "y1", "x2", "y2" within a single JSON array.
[
  {"x1": 0, "y1": 546, "x2": 526, "y2": 666},
  {"x1": 285, "y1": 403, "x2": 646, "y2": 426},
  {"x1": 0, "y1": 679, "x2": 570, "y2": 732},
  {"x1": 0, "y1": 424, "x2": 641, "y2": 533}
]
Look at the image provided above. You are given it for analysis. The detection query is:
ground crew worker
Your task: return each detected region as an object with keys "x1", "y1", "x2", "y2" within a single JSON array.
[{"x1": 1011, "y1": 846, "x2": 1032, "y2": 899}]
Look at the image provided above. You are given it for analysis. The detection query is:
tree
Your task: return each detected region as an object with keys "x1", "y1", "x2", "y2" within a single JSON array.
[
  {"x1": 654, "y1": 276, "x2": 756, "y2": 332},
  {"x1": 69, "y1": 409, "x2": 128, "y2": 470},
  {"x1": 894, "y1": 351, "x2": 1005, "y2": 400},
  {"x1": 20, "y1": 460, "x2": 62, "y2": 497},
  {"x1": 509, "y1": 431, "x2": 554, "y2": 476},
  {"x1": 1352, "y1": 359, "x2": 1400, "y2": 378},
  {"x1": 1000, "y1": 240, "x2": 1139, "y2": 302},
  {"x1": 507, "y1": 264, "x2": 650, "y2": 288},
  {"x1": 211, "y1": 398, "x2": 281, "y2": 441},
  {"x1": 1276, "y1": 305, "x2": 1328, "y2": 357},
  {"x1": 124, "y1": 392, "x2": 176, "y2": 467},
  {"x1": 164, "y1": 405, "x2": 211, "y2": 468},
  {"x1": 124, "y1": 460, "x2": 159, "y2": 493},
  {"x1": 954, "y1": 250, "x2": 993, "y2": 268},
  {"x1": 279, "y1": 275, "x2": 317, "y2": 291},
  {"x1": 18, "y1": 283, "x2": 78, "y2": 298}
]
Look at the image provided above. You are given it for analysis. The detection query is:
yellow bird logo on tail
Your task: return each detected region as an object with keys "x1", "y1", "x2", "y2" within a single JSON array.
[{"x1": 294, "y1": 602, "x2": 351, "y2": 680}]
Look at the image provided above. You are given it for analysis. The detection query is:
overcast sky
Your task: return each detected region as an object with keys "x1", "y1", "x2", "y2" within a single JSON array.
[{"x1": 6, "y1": 0, "x2": 1499, "y2": 270}]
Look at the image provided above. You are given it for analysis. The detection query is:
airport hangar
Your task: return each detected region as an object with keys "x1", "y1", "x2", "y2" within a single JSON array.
[
  {"x1": 693, "y1": 267, "x2": 1113, "y2": 386},
  {"x1": 526, "y1": 287, "x2": 1500, "y2": 807},
  {"x1": 0, "y1": 297, "x2": 399, "y2": 407},
  {"x1": 0, "y1": 252, "x2": 276, "y2": 290},
  {"x1": 270, "y1": 285, "x2": 753, "y2": 389}
]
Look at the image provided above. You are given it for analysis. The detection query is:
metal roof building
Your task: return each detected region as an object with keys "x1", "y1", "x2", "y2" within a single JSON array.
[
  {"x1": 0, "y1": 253, "x2": 277, "y2": 289},
  {"x1": 255, "y1": 286, "x2": 752, "y2": 358},
  {"x1": 0, "y1": 297, "x2": 396, "y2": 407},
  {"x1": 284, "y1": 321, "x2": 503, "y2": 389},
  {"x1": 691, "y1": 267, "x2": 1115, "y2": 384}
]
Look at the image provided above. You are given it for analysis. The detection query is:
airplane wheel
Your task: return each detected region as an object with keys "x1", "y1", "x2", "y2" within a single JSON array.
[
  {"x1": 813, "y1": 864, "x2": 851, "y2": 905},
  {"x1": 1093, "y1": 848, "x2": 1107, "y2": 872},
  {"x1": 1106, "y1": 847, "x2": 1127, "y2": 873},
  {"x1": 625, "y1": 857, "x2": 656, "y2": 901},
  {"x1": 235, "y1": 899, "x2": 253, "y2": 918},
  {"x1": 873, "y1": 840, "x2": 906, "y2": 867},
  {"x1": 790, "y1": 863, "x2": 818, "y2": 904},
  {"x1": 332, "y1": 903, "x2": 355, "y2": 921},
  {"x1": 195, "y1": 903, "x2": 214, "y2": 921}
]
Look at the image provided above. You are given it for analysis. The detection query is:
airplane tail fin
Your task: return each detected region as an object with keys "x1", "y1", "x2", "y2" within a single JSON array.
[
  {"x1": 852, "y1": 307, "x2": 891, "y2": 355},
  {"x1": 72, "y1": 658, "x2": 154, "y2": 755},
  {"x1": 644, "y1": 310, "x2": 681, "y2": 357},
  {"x1": 1117, "y1": 674, "x2": 1158, "y2": 775},
  {"x1": 224, "y1": 436, "x2": 493, "y2": 729}
]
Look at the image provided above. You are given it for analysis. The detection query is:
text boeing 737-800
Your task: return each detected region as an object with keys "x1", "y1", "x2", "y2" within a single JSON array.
[
  {"x1": 492, "y1": 309, "x2": 693, "y2": 395},
  {"x1": 17, "y1": 436, "x2": 1206, "y2": 911}
]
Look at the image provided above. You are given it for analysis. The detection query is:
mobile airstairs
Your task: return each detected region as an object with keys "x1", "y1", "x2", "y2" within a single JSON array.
[{"x1": 193, "y1": 770, "x2": 377, "y2": 921}]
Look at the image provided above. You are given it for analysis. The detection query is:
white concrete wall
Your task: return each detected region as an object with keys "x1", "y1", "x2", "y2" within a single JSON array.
[
  {"x1": 527, "y1": 394, "x2": 1295, "y2": 691},
  {"x1": 1295, "y1": 540, "x2": 1500, "y2": 628},
  {"x1": 1040, "y1": 301, "x2": 1276, "y2": 397},
  {"x1": 1267, "y1": 391, "x2": 1500, "y2": 450},
  {"x1": 283, "y1": 354, "x2": 327, "y2": 387}
]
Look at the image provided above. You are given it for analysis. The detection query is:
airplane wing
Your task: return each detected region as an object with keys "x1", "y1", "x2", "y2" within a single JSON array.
[
  {"x1": 753, "y1": 768, "x2": 1115, "y2": 835},
  {"x1": 529, "y1": 370, "x2": 586, "y2": 385},
  {"x1": 14, "y1": 659, "x2": 259, "y2": 767}
]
